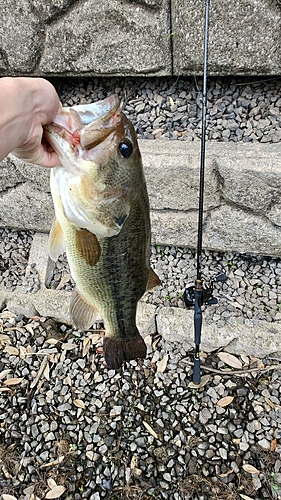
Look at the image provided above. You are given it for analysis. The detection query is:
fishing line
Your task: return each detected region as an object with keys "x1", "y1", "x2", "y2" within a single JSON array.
[{"x1": 183, "y1": 0, "x2": 226, "y2": 384}]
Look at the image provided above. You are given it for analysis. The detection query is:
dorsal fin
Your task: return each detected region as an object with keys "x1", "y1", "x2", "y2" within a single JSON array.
[
  {"x1": 75, "y1": 228, "x2": 101, "y2": 266},
  {"x1": 70, "y1": 287, "x2": 99, "y2": 331},
  {"x1": 146, "y1": 267, "x2": 161, "y2": 291},
  {"x1": 49, "y1": 217, "x2": 65, "y2": 262}
]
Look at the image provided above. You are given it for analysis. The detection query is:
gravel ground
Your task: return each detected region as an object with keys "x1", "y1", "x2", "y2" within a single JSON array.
[
  {"x1": 0, "y1": 310, "x2": 281, "y2": 500},
  {"x1": 56, "y1": 75, "x2": 281, "y2": 144},
  {"x1": 1, "y1": 76, "x2": 281, "y2": 499}
]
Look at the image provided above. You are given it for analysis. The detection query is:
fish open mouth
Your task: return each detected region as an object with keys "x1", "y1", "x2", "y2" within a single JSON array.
[{"x1": 45, "y1": 95, "x2": 122, "y2": 152}]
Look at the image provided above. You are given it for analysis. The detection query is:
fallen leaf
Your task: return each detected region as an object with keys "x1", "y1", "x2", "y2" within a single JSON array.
[
  {"x1": 271, "y1": 438, "x2": 277, "y2": 452},
  {"x1": 82, "y1": 337, "x2": 91, "y2": 357},
  {"x1": 45, "y1": 338, "x2": 59, "y2": 345},
  {"x1": 143, "y1": 421, "x2": 158, "y2": 440},
  {"x1": 2, "y1": 495, "x2": 18, "y2": 500},
  {"x1": 169, "y1": 96, "x2": 174, "y2": 106},
  {"x1": 61, "y1": 342, "x2": 77, "y2": 350},
  {"x1": 249, "y1": 356, "x2": 264, "y2": 369},
  {"x1": 3, "y1": 377, "x2": 23, "y2": 386},
  {"x1": 47, "y1": 478, "x2": 57, "y2": 489},
  {"x1": 217, "y1": 396, "x2": 234, "y2": 407},
  {"x1": 19, "y1": 346, "x2": 27, "y2": 359},
  {"x1": 242, "y1": 464, "x2": 259, "y2": 474},
  {"x1": 89, "y1": 333, "x2": 101, "y2": 343},
  {"x1": 217, "y1": 352, "x2": 242, "y2": 369},
  {"x1": 157, "y1": 354, "x2": 169, "y2": 373},
  {"x1": 130, "y1": 455, "x2": 138, "y2": 469},
  {"x1": 0, "y1": 369, "x2": 11, "y2": 380},
  {"x1": 240, "y1": 354, "x2": 249, "y2": 365},
  {"x1": 152, "y1": 337, "x2": 160, "y2": 350},
  {"x1": 64, "y1": 375, "x2": 72, "y2": 386},
  {"x1": 56, "y1": 273, "x2": 71, "y2": 290},
  {"x1": 240, "y1": 495, "x2": 255, "y2": 500},
  {"x1": 73, "y1": 399, "x2": 85, "y2": 409},
  {"x1": 24, "y1": 324, "x2": 35, "y2": 335},
  {"x1": 4, "y1": 345, "x2": 19, "y2": 356},
  {"x1": 188, "y1": 374, "x2": 211, "y2": 389},
  {"x1": 45, "y1": 485, "x2": 66, "y2": 499}
]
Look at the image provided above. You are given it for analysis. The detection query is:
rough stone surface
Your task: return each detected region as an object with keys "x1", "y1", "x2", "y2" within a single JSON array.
[
  {"x1": 172, "y1": 0, "x2": 281, "y2": 75},
  {"x1": 0, "y1": 0, "x2": 171, "y2": 76},
  {"x1": 2, "y1": 142, "x2": 281, "y2": 256}
]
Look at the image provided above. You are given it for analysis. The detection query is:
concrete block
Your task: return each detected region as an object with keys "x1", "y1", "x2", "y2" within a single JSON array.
[
  {"x1": 0, "y1": 0, "x2": 171, "y2": 76},
  {"x1": 172, "y1": 0, "x2": 281, "y2": 75}
]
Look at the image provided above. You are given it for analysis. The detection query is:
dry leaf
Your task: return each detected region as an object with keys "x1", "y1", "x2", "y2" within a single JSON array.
[
  {"x1": 4, "y1": 345, "x2": 19, "y2": 356},
  {"x1": 130, "y1": 455, "x2": 138, "y2": 469},
  {"x1": 0, "y1": 369, "x2": 11, "y2": 380},
  {"x1": 242, "y1": 464, "x2": 259, "y2": 474},
  {"x1": 19, "y1": 346, "x2": 27, "y2": 359},
  {"x1": 152, "y1": 337, "x2": 160, "y2": 350},
  {"x1": 217, "y1": 352, "x2": 242, "y2": 369},
  {"x1": 271, "y1": 438, "x2": 277, "y2": 452},
  {"x1": 188, "y1": 374, "x2": 211, "y2": 389},
  {"x1": 89, "y1": 333, "x2": 101, "y2": 343},
  {"x1": 82, "y1": 337, "x2": 91, "y2": 357},
  {"x1": 62, "y1": 342, "x2": 77, "y2": 350},
  {"x1": 157, "y1": 354, "x2": 169, "y2": 373},
  {"x1": 249, "y1": 356, "x2": 264, "y2": 369},
  {"x1": 73, "y1": 399, "x2": 85, "y2": 409},
  {"x1": 0, "y1": 334, "x2": 10, "y2": 342},
  {"x1": 47, "y1": 478, "x2": 57, "y2": 489},
  {"x1": 218, "y1": 469, "x2": 233, "y2": 478},
  {"x1": 45, "y1": 486, "x2": 66, "y2": 499},
  {"x1": 217, "y1": 396, "x2": 234, "y2": 407},
  {"x1": 240, "y1": 354, "x2": 249, "y2": 365},
  {"x1": 45, "y1": 339, "x2": 59, "y2": 345},
  {"x1": 86, "y1": 451, "x2": 94, "y2": 460},
  {"x1": 3, "y1": 377, "x2": 23, "y2": 386},
  {"x1": 2, "y1": 495, "x2": 18, "y2": 500},
  {"x1": 169, "y1": 96, "x2": 174, "y2": 106},
  {"x1": 24, "y1": 324, "x2": 35, "y2": 335},
  {"x1": 0, "y1": 388, "x2": 12, "y2": 393},
  {"x1": 56, "y1": 273, "x2": 71, "y2": 290},
  {"x1": 143, "y1": 421, "x2": 158, "y2": 439},
  {"x1": 240, "y1": 495, "x2": 255, "y2": 500}
]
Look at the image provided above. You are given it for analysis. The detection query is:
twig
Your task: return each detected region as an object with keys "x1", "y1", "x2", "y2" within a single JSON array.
[{"x1": 183, "y1": 360, "x2": 281, "y2": 376}]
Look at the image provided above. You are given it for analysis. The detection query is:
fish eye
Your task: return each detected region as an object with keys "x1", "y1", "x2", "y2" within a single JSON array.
[{"x1": 118, "y1": 139, "x2": 133, "y2": 158}]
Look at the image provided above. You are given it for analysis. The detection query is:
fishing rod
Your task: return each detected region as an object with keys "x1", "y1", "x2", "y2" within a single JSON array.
[{"x1": 184, "y1": 0, "x2": 226, "y2": 384}]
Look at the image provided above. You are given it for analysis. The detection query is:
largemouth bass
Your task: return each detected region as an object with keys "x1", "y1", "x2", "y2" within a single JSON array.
[{"x1": 44, "y1": 96, "x2": 160, "y2": 370}]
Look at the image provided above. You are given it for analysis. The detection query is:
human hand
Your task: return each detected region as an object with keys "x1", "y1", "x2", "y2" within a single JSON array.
[{"x1": 0, "y1": 77, "x2": 62, "y2": 167}]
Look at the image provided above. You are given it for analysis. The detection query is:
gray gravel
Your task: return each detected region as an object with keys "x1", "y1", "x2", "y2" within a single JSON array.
[
  {"x1": 0, "y1": 310, "x2": 281, "y2": 500},
  {"x1": 57, "y1": 76, "x2": 281, "y2": 144}
]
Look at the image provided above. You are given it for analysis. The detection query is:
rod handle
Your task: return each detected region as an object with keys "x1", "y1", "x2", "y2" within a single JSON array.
[{"x1": 193, "y1": 357, "x2": 201, "y2": 384}]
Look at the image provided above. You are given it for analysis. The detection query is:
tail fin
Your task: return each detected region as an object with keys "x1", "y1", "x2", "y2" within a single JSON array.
[{"x1": 103, "y1": 334, "x2": 147, "y2": 370}]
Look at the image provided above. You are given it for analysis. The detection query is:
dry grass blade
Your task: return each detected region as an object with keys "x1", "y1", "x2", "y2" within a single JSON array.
[
  {"x1": 217, "y1": 352, "x2": 242, "y2": 369},
  {"x1": 43, "y1": 361, "x2": 50, "y2": 381},
  {"x1": 157, "y1": 353, "x2": 169, "y2": 373},
  {"x1": 242, "y1": 464, "x2": 259, "y2": 474},
  {"x1": 143, "y1": 421, "x2": 158, "y2": 439},
  {"x1": 30, "y1": 355, "x2": 48, "y2": 389},
  {"x1": 217, "y1": 396, "x2": 234, "y2": 407}
]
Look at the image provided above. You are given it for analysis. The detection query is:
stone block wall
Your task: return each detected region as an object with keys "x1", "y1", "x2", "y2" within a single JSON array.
[{"x1": 0, "y1": 0, "x2": 280, "y2": 76}]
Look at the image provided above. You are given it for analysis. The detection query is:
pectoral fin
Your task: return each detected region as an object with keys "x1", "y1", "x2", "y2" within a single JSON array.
[
  {"x1": 49, "y1": 217, "x2": 65, "y2": 261},
  {"x1": 75, "y1": 228, "x2": 101, "y2": 266},
  {"x1": 70, "y1": 287, "x2": 99, "y2": 331},
  {"x1": 146, "y1": 267, "x2": 161, "y2": 291}
]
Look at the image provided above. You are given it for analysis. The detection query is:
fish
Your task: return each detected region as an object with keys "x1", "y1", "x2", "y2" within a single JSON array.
[{"x1": 44, "y1": 95, "x2": 161, "y2": 370}]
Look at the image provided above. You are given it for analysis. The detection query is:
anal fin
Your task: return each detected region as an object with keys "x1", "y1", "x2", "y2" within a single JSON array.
[
  {"x1": 49, "y1": 217, "x2": 65, "y2": 261},
  {"x1": 75, "y1": 228, "x2": 101, "y2": 266},
  {"x1": 103, "y1": 334, "x2": 147, "y2": 370},
  {"x1": 70, "y1": 287, "x2": 99, "y2": 331},
  {"x1": 146, "y1": 267, "x2": 161, "y2": 291}
]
